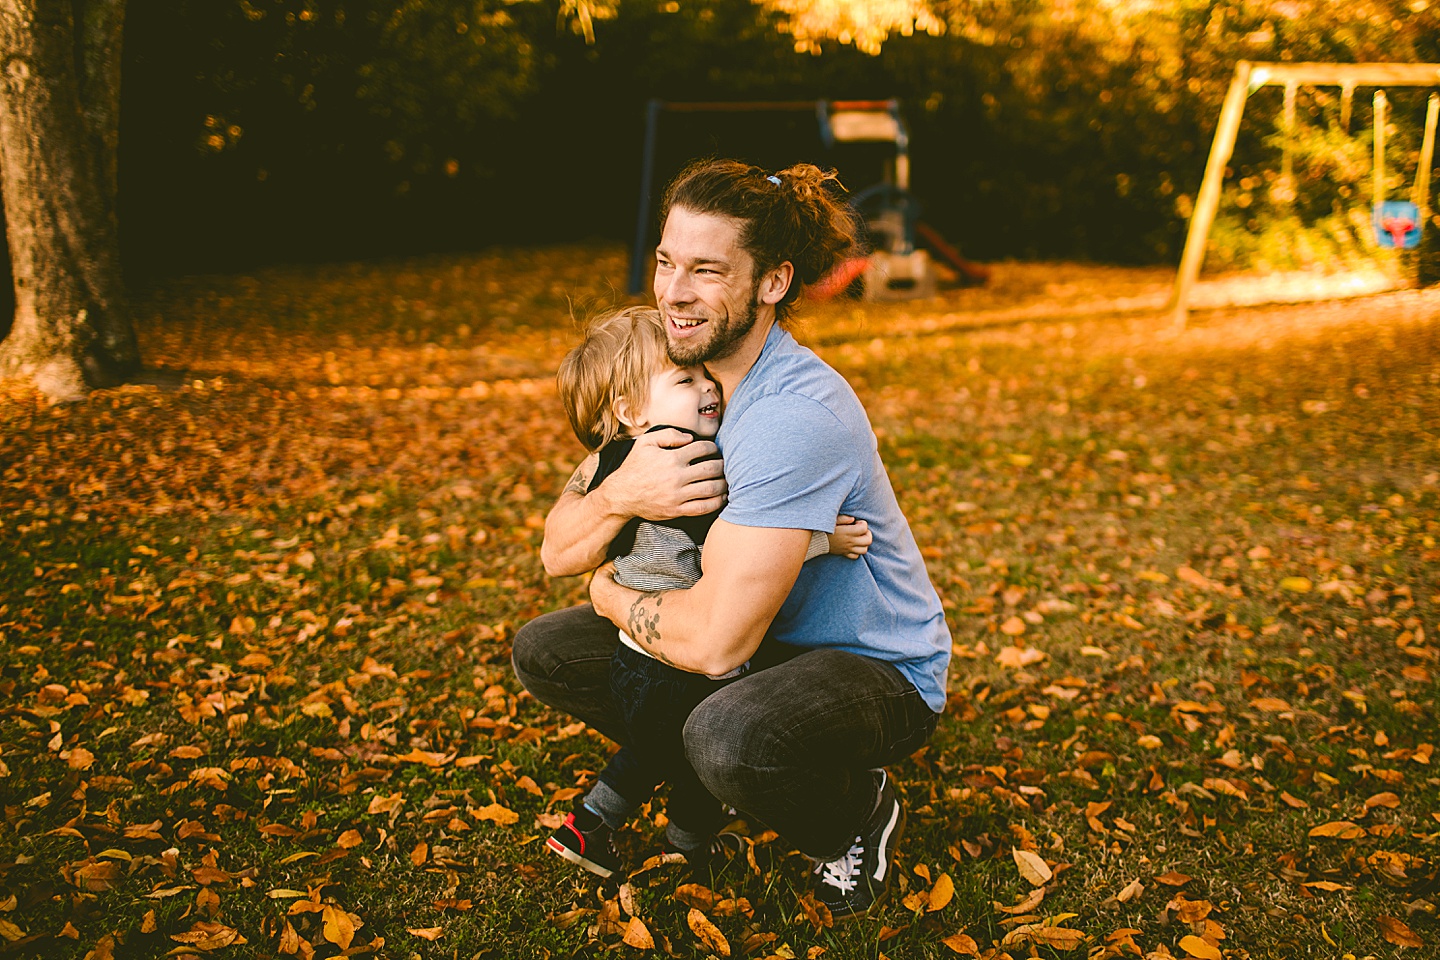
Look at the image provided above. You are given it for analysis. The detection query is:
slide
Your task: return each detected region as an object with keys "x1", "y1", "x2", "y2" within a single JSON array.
[{"x1": 915, "y1": 221, "x2": 991, "y2": 284}]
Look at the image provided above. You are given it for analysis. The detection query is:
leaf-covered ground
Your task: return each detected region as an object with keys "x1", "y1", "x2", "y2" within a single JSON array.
[{"x1": 1, "y1": 248, "x2": 1438, "y2": 960}]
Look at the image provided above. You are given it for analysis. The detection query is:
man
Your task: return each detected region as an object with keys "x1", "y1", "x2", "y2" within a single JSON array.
[{"x1": 514, "y1": 159, "x2": 950, "y2": 918}]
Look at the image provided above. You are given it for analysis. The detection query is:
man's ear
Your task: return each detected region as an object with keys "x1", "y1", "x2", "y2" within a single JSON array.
[{"x1": 757, "y1": 262, "x2": 794, "y2": 306}]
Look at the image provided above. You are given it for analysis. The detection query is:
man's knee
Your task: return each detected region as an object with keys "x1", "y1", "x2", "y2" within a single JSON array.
[
  {"x1": 682, "y1": 689, "x2": 784, "y2": 795},
  {"x1": 509, "y1": 615, "x2": 549, "y2": 689}
]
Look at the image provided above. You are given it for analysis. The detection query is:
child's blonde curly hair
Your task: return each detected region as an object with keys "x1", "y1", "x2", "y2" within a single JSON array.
[{"x1": 556, "y1": 306, "x2": 669, "y2": 452}]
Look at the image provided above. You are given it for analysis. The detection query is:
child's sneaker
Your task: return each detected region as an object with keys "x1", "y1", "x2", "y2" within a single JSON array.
[
  {"x1": 546, "y1": 805, "x2": 622, "y2": 878},
  {"x1": 810, "y1": 769, "x2": 904, "y2": 919},
  {"x1": 664, "y1": 828, "x2": 747, "y2": 876}
]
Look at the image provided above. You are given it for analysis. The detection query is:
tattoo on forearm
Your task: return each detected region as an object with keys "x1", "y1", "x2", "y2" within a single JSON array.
[
  {"x1": 627, "y1": 593, "x2": 676, "y2": 666},
  {"x1": 563, "y1": 463, "x2": 590, "y2": 497}
]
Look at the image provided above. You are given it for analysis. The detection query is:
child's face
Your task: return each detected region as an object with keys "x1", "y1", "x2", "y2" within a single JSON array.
[{"x1": 632, "y1": 364, "x2": 721, "y2": 438}]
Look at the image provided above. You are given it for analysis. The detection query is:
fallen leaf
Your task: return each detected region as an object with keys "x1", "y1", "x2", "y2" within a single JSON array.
[
  {"x1": 472, "y1": 803, "x2": 519, "y2": 826},
  {"x1": 170, "y1": 922, "x2": 246, "y2": 950},
  {"x1": 941, "y1": 932, "x2": 979, "y2": 955},
  {"x1": 688, "y1": 907, "x2": 730, "y2": 956},
  {"x1": 993, "y1": 887, "x2": 1046, "y2": 914},
  {"x1": 1179, "y1": 934, "x2": 1222, "y2": 959},
  {"x1": 674, "y1": 883, "x2": 718, "y2": 911},
  {"x1": 996, "y1": 645, "x2": 1046, "y2": 668},
  {"x1": 1308, "y1": 821, "x2": 1365, "y2": 840},
  {"x1": 337, "y1": 829, "x2": 362, "y2": 849},
  {"x1": 1013, "y1": 848, "x2": 1053, "y2": 886},
  {"x1": 1278, "y1": 576, "x2": 1313, "y2": 593},
  {"x1": 1002, "y1": 922, "x2": 1087, "y2": 950},
  {"x1": 1116, "y1": 879, "x2": 1145, "y2": 903},
  {"x1": 409, "y1": 841, "x2": 428, "y2": 866},
  {"x1": 1365, "y1": 792, "x2": 1401, "y2": 810},
  {"x1": 1154, "y1": 871, "x2": 1192, "y2": 887},
  {"x1": 622, "y1": 916, "x2": 655, "y2": 950},
  {"x1": 322, "y1": 904, "x2": 355, "y2": 950},
  {"x1": 365, "y1": 792, "x2": 404, "y2": 816},
  {"x1": 797, "y1": 892, "x2": 832, "y2": 931},
  {"x1": 929, "y1": 872, "x2": 955, "y2": 911},
  {"x1": 394, "y1": 748, "x2": 451, "y2": 767},
  {"x1": 1379, "y1": 915, "x2": 1423, "y2": 948}
]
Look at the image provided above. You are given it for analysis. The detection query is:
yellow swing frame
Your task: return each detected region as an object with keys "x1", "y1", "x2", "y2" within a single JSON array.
[{"x1": 1168, "y1": 60, "x2": 1440, "y2": 327}]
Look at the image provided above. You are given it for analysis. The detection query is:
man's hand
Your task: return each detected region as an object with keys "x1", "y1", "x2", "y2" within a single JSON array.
[
  {"x1": 540, "y1": 431, "x2": 726, "y2": 578},
  {"x1": 606, "y1": 429, "x2": 726, "y2": 521}
]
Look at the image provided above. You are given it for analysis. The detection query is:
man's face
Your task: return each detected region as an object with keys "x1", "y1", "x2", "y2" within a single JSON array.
[{"x1": 653, "y1": 207, "x2": 763, "y2": 366}]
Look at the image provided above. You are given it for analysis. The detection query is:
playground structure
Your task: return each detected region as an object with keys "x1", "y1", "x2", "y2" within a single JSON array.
[
  {"x1": 627, "y1": 99, "x2": 989, "y2": 300},
  {"x1": 1169, "y1": 61, "x2": 1440, "y2": 327}
]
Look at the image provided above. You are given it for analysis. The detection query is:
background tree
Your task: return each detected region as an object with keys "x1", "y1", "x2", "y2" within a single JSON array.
[{"x1": 0, "y1": 0, "x2": 140, "y2": 401}]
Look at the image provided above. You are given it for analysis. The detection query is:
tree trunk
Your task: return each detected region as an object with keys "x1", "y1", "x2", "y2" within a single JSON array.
[{"x1": 0, "y1": 0, "x2": 139, "y2": 402}]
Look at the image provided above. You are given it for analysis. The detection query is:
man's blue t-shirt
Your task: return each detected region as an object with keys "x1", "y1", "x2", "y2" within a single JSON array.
[{"x1": 716, "y1": 323, "x2": 951, "y2": 711}]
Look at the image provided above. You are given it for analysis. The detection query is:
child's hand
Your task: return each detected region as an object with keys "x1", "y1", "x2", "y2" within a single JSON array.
[{"x1": 828, "y1": 515, "x2": 871, "y2": 559}]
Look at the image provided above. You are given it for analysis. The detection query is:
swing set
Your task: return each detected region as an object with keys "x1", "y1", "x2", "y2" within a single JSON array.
[{"x1": 1169, "y1": 61, "x2": 1440, "y2": 327}]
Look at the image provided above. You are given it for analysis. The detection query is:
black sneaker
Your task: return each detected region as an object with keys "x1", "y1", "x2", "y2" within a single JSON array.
[
  {"x1": 665, "y1": 828, "x2": 747, "y2": 875},
  {"x1": 810, "y1": 769, "x2": 905, "y2": 919},
  {"x1": 546, "y1": 806, "x2": 621, "y2": 878}
]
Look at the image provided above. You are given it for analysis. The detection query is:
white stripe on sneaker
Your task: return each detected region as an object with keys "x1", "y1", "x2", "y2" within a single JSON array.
[{"x1": 873, "y1": 800, "x2": 900, "y2": 881}]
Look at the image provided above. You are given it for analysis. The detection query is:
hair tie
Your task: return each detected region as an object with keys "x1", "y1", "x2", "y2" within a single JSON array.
[{"x1": 766, "y1": 175, "x2": 781, "y2": 185}]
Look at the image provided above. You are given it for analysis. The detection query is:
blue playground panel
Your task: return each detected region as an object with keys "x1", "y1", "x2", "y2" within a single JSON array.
[{"x1": 1374, "y1": 201, "x2": 1421, "y2": 249}]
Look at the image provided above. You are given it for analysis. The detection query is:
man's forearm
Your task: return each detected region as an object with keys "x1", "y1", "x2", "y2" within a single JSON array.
[
  {"x1": 592, "y1": 564, "x2": 769, "y2": 677},
  {"x1": 539, "y1": 463, "x2": 628, "y2": 577}
]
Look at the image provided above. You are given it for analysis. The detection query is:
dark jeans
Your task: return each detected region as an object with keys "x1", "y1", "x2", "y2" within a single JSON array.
[
  {"x1": 600, "y1": 645, "x2": 740, "y2": 835},
  {"x1": 511, "y1": 604, "x2": 940, "y2": 860}
]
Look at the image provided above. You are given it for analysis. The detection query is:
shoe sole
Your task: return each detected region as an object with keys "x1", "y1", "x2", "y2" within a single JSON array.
[{"x1": 546, "y1": 836, "x2": 616, "y2": 878}]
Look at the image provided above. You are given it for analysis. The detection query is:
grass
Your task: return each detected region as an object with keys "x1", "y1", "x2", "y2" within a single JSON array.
[{"x1": 1, "y1": 250, "x2": 1438, "y2": 959}]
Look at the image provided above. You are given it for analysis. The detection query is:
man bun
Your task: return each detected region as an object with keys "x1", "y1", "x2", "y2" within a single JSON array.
[{"x1": 660, "y1": 159, "x2": 861, "y2": 322}]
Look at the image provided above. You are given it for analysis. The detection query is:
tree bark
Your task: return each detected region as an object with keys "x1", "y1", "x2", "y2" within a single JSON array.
[{"x1": 0, "y1": 0, "x2": 139, "y2": 402}]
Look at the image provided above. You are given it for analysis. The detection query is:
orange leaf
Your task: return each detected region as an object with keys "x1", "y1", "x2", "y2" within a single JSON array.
[
  {"x1": 365, "y1": 792, "x2": 404, "y2": 816},
  {"x1": 336, "y1": 829, "x2": 362, "y2": 849},
  {"x1": 1179, "y1": 934, "x2": 1222, "y2": 960},
  {"x1": 797, "y1": 892, "x2": 832, "y2": 931},
  {"x1": 409, "y1": 841, "x2": 428, "y2": 866},
  {"x1": 1308, "y1": 821, "x2": 1365, "y2": 840},
  {"x1": 992, "y1": 887, "x2": 1045, "y2": 914},
  {"x1": 1012, "y1": 848, "x2": 1052, "y2": 886},
  {"x1": 687, "y1": 908, "x2": 730, "y2": 956},
  {"x1": 472, "y1": 803, "x2": 519, "y2": 826},
  {"x1": 1154, "y1": 871, "x2": 1191, "y2": 887},
  {"x1": 407, "y1": 926, "x2": 443, "y2": 941},
  {"x1": 674, "y1": 883, "x2": 718, "y2": 911},
  {"x1": 322, "y1": 905, "x2": 356, "y2": 950},
  {"x1": 928, "y1": 872, "x2": 955, "y2": 911},
  {"x1": 622, "y1": 916, "x2": 655, "y2": 950},
  {"x1": 941, "y1": 932, "x2": 979, "y2": 955},
  {"x1": 1365, "y1": 792, "x2": 1401, "y2": 810},
  {"x1": 394, "y1": 748, "x2": 451, "y2": 767},
  {"x1": 1379, "y1": 915, "x2": 1423, "y2": 947}
]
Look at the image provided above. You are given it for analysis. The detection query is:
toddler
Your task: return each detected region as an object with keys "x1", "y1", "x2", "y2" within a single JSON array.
[{"x1": 544, "y1": 306, "x2": 870, "y2": 877}]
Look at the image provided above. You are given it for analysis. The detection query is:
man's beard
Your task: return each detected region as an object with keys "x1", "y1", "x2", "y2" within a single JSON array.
[{"x1": 667, "y1": 281, "x2": 761, "y2": 366}]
